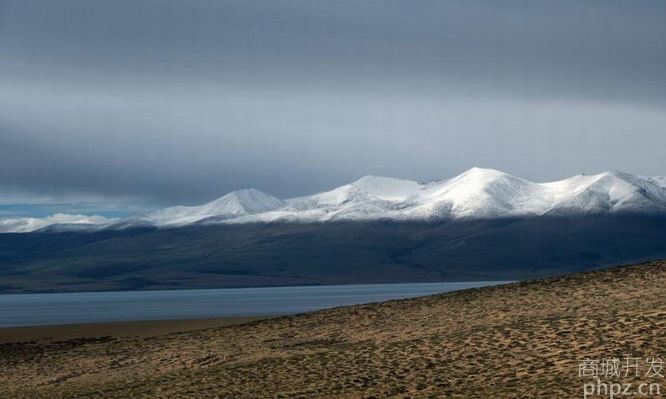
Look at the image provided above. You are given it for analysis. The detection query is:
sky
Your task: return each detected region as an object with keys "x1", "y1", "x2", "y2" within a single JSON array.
[{"x1": 1, "y1": 0, "x2": 665, "y2": 216}]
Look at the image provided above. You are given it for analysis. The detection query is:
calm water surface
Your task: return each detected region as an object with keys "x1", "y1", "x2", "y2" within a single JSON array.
[{"x1": 0, "y1": 281, "x2": 510, "y2": 327}]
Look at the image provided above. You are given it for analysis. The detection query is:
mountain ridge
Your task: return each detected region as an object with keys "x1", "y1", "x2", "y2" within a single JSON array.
[
  {"x1": 118, "y1": 167, "x2": 666, "y2": 228},
  {"x1": 2, "y1": 168, "x2": 665, "y2": 233}
]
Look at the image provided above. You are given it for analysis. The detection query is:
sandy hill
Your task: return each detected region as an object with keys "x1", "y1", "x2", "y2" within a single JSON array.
[{"x1": 1, "y1": 260, "x2": 665, "y2": 398}]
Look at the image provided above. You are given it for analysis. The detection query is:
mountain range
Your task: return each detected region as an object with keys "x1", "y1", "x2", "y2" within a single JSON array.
[{"x1": 3, "y1": 168, "x2": 665, "y2": 233}]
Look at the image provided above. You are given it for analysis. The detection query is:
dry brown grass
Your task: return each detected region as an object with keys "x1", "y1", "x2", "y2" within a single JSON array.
[{"x1": 1, "y1": 260, "x2": 665, "y2": 398}]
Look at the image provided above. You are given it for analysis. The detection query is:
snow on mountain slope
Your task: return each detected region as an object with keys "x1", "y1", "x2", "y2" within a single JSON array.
[
  {"x1": 271, "y1": 176, "x2": 424, "y2": 222},
  {"x1": 287, "y1": 185, "x2": 376, "y2": 210},
  {"x1": 645, "y1": 176, "x2": 666, "y2": 190},
  {"x1": 0, "y1": 214, "x2": 117, "y2": 233},
  {"x1": 406, "y1": 168, "x2": 549, "y2": 219},
  {"x1": 287, "y1": 176, "x2": 422, "y2": 208},
  {"x1": 350, "y1": 176, "x2": 424, "y2": 201},
  {"x1": 133, "y1": 188, "x2": 285, "y2": 227},
  {"x1": 543, "y1": 171, "x2": 666, "y2": 215}
]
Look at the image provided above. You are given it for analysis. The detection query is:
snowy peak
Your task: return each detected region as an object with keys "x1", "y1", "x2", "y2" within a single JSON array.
[
  {"x1": 206, "y1": 189, "x2": 286, "y2": 215},
  {"x1": 134, "y1": 188, "x2": 285, "y2": 227},
  {"x1": 456, "y1": 166, "x2": 510, "y2": 180}
]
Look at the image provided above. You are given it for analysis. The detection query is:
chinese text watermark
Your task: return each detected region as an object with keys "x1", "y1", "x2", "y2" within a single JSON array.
[{"x1": 578, "y1": 356, "x2": 663, "y2": 398}]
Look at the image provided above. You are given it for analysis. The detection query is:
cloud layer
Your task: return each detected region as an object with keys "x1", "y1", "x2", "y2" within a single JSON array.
[{"x1": 1, "y1": 0, "x2": 665, "y2": 206}]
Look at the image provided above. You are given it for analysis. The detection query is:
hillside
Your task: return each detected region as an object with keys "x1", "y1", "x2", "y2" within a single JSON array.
[
  {"x1": 1, "y1": 215, "x2": 666, "y2": 293},
  {"x1": 1, "y1": 260, "x2": 664, "y2": 398}
]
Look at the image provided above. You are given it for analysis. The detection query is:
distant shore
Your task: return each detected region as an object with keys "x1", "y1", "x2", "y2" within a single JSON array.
[{"x1": 0, "y1": 316, "x2": 268, "y2": 344}]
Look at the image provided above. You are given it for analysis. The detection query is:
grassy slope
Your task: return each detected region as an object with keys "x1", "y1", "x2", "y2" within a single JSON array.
[{"x1": 1, "y1": 260, "x2": 664, "y2": 398}]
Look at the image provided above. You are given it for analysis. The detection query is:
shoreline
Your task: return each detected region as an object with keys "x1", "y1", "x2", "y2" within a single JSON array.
[
  {"x1": 0, "y1": 316, "x2": 269, "y2": 344},
  {"x1": 0, "y1": 279, "x2": 510, "y2": 296}
]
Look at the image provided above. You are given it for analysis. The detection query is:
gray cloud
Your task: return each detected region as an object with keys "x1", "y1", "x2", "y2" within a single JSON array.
[{"x1": 0, "y1": 0, "x2": 665, "y2": 205}]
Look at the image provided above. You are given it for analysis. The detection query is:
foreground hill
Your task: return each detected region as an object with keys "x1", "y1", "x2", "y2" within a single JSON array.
[{"x1": 1, "y1": 260, "x2": 664, "y2": 398}]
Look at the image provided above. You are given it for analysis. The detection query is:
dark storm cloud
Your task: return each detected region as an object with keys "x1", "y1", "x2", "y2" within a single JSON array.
[{"x1": 0, "y1": 0, "x2": 665, "y2": 206}]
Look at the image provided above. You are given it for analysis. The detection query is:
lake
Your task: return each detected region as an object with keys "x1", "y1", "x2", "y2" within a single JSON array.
[{"x1": 0, "y1": 281, "x2": 510, "y2": 327}]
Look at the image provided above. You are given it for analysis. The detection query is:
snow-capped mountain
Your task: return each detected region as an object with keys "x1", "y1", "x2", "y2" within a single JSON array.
[
  {"x1": 127, "y1": 188, "x2": 286, "y2": 227},
  {"x1": 2, "y1": 168, "x2": 666, "y2": 233}
]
